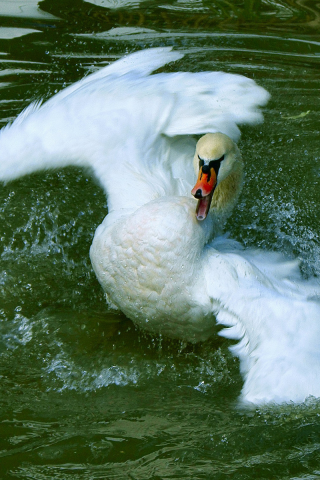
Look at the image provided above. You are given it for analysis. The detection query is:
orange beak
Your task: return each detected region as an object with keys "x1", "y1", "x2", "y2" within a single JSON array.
[{"x1": 191, "y1": 165, "x2": 217, "y2": 221}]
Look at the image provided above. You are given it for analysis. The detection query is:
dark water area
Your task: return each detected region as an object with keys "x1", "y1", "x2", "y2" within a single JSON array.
[{"x1": 1, "y1": 1, "x2": 320, "y2": 478}]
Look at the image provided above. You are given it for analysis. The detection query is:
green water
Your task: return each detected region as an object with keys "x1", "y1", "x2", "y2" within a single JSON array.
[{"x1": 1, "y1": 1, "x2": 320, "y2": 478}]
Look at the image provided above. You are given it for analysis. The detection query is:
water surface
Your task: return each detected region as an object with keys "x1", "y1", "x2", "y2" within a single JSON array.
[{"x1": 1, "y1": 1, "x2": 320, "y2": 478}]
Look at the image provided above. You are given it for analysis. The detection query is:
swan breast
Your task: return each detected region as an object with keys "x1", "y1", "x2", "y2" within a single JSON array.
[{"x1": 90, "y1": 196, "x2": 216, "y2": 342}]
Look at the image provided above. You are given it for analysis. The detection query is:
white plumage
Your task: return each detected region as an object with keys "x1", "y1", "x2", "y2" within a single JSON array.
[{"x1": 1, "y1": 47, "x2": 320, "y2": 405}]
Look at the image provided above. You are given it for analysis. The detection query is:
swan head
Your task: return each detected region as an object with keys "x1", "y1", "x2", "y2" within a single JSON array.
[{"x1": 191, "y1": 132, "x2": 242, "y2": 221}]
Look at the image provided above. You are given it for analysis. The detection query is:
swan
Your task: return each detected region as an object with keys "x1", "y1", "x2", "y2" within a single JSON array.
[{"x1": 1, "y1": 47, "x2": 320, "y2": 405}]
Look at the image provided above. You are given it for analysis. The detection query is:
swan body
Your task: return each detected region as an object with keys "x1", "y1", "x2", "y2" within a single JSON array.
[
  {"x1": 90, "y1": 131, "x2": 244, "y2": 343},
  {"x1": 1, "y1": 47, "x2": 320, "y2": 404},
  {"x1": 91, "y1": 196, "x2": 216, "y2": 342}
]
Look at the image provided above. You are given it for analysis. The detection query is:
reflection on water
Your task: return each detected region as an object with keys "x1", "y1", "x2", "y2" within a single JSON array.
[
  {"x1": 0, "y1": 28, "x2": 41, "y2": 39},
  {"x1": 1, "y1": 0, "x2": 320, "y2": 478},
  {"x1": 0, "y1": 0, "x2": 58, "y2": 19},
  {"x1": 40, "y1": 0, "x2": 320, "y2": 33},
  {"x1": 84, "y1": 0, "x2": 145, "y2": 8}
]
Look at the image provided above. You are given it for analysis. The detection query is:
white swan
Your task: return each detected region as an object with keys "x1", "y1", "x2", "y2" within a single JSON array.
[{"x1": 1, "y1": 47, "x2": 320, "y2": 405}]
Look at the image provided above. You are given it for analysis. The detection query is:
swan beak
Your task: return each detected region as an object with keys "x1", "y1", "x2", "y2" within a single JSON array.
[{"x1": 191, "y1": 166, "x2": 217, "y2": 221}]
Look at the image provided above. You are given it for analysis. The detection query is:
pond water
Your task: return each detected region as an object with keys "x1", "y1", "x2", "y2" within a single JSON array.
[{"x1": 1, "y1": 1, "x2": 320, "y2": 478}]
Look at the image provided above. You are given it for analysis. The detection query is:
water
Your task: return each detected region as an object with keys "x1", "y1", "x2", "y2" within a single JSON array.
[{"x1": 1, "y1": 1, "x2": 320, "y2": 478}]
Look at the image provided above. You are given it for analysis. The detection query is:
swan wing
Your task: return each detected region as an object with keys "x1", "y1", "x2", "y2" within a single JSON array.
[
  {"x1": 204, "y1": 240, "x2": 320, "y2": 404},
  {"x1": 0, "y1": 48, "x2": 268, "y2": 214},
  {"x1": 44, "y1": 47, "x2": 184, "y2": 107}
]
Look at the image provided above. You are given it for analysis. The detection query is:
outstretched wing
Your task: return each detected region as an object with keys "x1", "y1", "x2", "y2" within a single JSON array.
[
  {"x1": 44, "y1": 47, "x2": 184, "y2": 107},
  {"x1": 0, "y1": 48, "x2": 269, "y2": 213},
  {"x1": 204, "y1": 239, "x2": 320, "y2": 404}
]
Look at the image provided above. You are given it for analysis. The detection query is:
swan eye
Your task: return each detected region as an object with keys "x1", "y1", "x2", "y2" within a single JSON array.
[
  {"x1": 198, "y1": 154, "x2": 224, "y2": 172},
  {"x1": 198, "y1": 156, "x2": 204, "y2": 168}
]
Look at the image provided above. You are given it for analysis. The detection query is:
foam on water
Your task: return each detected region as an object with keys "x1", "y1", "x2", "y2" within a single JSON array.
[
  {"x1": 236, "y1": 197, "x2": 320, "y2": 276},
  {"x1": 0, "y1": 313, "x2": 33, "y2": 350},
  {"x1": 0, "y1": 303, "x2": 239, "y2": 395}
]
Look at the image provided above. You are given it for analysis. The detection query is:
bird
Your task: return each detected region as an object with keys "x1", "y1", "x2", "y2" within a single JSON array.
[{"x1": 1, "y1": 47, "x2": 320, "y2": 405}]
